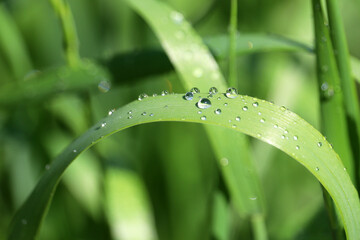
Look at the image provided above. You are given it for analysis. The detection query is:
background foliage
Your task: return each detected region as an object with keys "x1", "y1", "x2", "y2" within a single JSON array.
[{"x1": 1, "y1": 0, "x2": 360, "y2": 239}]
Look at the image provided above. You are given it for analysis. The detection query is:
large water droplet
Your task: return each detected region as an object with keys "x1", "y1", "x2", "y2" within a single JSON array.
[
  {"x1": 184, "y1": 92, "x2": 194, "y2": 100},
  {"x1": 190, "y1": 87, "x2": 200, "y2": 94},
  {"x1": 214, "y1": 109, "x2": 221, "y2": 114},
  {"x1": 242, "y1": 106, "x2": 248, "y2": 111},
  {"x1": 170, "y1": 11, "x2": 184, "y2": 24},
  {"x1": 209, "y1": 87, "x2": 218, "y2": 95},
  {"x1": 98, "y1": 80, "x2": 111, "y2": 93},
  {"x1": 201, "y1": 116, "x2": 207, "y2": 120},
  {"x1": 225, "y1": 87, "x2": 238, "y2": 98},
  {"x1": 138, "y1": 93, "x2": 148, "y2": 101},
  {"x1": 197, "y1": 98, "x2": 212, "y2": 109}
]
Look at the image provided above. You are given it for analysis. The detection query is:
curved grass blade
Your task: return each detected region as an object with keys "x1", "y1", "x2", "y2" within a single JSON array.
[
  {"x1": 8, "y1": 94, "x2": 360, "y2": 239},
  {"x1": 0, "y1": 61, "x2": 110, "y2": 106},
  {"x1": 124, "y1": 0, "x2": 266, "y2": 221},
  {"x1": 0, "y1": 4, "x2": 32, "y2": 79}
]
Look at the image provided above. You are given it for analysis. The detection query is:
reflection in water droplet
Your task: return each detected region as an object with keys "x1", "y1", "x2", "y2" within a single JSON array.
[
  {"x1": 184, "y1": 92, "x2": 194, "y2": 100},
  {"x1": 236, "y1": 116, "x2": 241, "y2": 121},
  {"x1": 161, "y1": 90, "x2": 169, "y2": 96},
  {"x1": 98, "y1": 80, "x2": 111, "y2": 93},
  {"x1": 190, "y1": 87, "x2": 200, "y2": 94},
  {"x1": 152, "y1": 93, "x2": 158, "y2": 97},
  {"x1": 315, "y1": 167, "x2": 319, "y2": 171},
  {"x1": 197, "y1": 98, "x2": 212, "y2": 109},
  {"x1": 225, "y1": 87, "x2": 238, "y2": 98},
  {"x1": 141, "y1": 112, "x2": 147, "y2": 116},
  {"x1": 293, "y1": 135, "x2": 298, "y2": 140},
  {"x1": 281, "y1": 135, "x2": 286, "y2": 139},
  {"x1": 232, "y1": 124, "x2": 237, "y2": 129},
  {"x1": 274, "y1": 124, "x2": 278, "y2": 128},
  {"x1": 296, "y1": 145, "x2": 300, "y2": 150},
  {"x1": 317, "y1": 142, "x2": 322, "y2": 147},
  {"x1": 284, "y1": 130, "x2": 289, "y2": 134},
  {"x1": 201, "y1": 116, "x2": 207, "y2": 120},
  {"x1": 209, "y1": 87, "x2": 218, "y2": 95},
  {"x1": 170, "y1": 11, "x2": 184, "y2": 24},
  {"x1": 214, "y1": 109, "x2": 221, "y2": 114},
  {"x1": 217, "y1": 97, "x2": 221, "y2": 100},
  {"x1": 260, "y1": 118, "x2": 265, "y2": 123},
  {"x1": 128, "y1": 111, "x2": 132, "y2": 114},
  {"x1": 224, "y1": 103, "x2": 228, "y2": 106},
  {"x1": 73, "y1": 149, "x2": 77, "y2": 153},
  {"x1": 193, "y1": 68, "x2": 203, "y2": 78},
  {"x1": 198, "y1": 110, "x2": 202, "y2": 114},
  {"x1": 252, "y1": 102, "x2": 259, "y2": 107},
  {"x1": 138, "y1": 93, "x2": 148, "y2": 101},
  {"x1": 280, "y1": 106, "x2": 286, "y2": 111},
  {"x1": 150, "y1": 113, "x2": 154, "y2": 117},
  {"x1": 108, "y1": 109, "x2": 115, "y2": 115},
  {"x1": 128, "y1": 115, "x2": 133, "y2": 119},
  {"x1": 220, "y1": 158, "x2": 229, "y2": 166},
  {"x1": 242, "y1": 106, "x2": 248, "y2": 111}
]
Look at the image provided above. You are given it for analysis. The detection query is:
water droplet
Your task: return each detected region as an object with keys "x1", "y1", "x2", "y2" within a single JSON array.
[
  {"x1": 225, "y1": 87, "x2": 238, "y2": 98},
  {"x1": 73, "y1": 149, "x2": 77, "y2": 153},
  {"x1": 274, "y1": 124, "x2": 278, "y2": 128},
  {"x1": 193, "y1": 68, "x2": 203, "y2": 78},
  {"x1": 190, "y1": 87, "x2": 200, "y2": 94},
  {"x1": 249, "y1": 197, "x2": 257, "y2": 200},
  {"x1": 284, "y1": 129, "x2": 289, "y2": 134},
  {"x1": 161, "y1": 90, "x2": 169, "y2": 96},
  {"x1": 258, "y1": 112, "x2": 262, "y2": 116},
  {"x1": 232, "y1": 124, "x2": 237, "y2": 129},
  {"x1": 252, "y1": 102, "x2": 259, "y2": 107},
  {"x1": 138, "y1": 93, "x2": 148, "y2": 101},
  {"x1": 128, "y1": 115, "x2": 133, "y2": 119},
  {"x1": 21, "y1": 219, "x2": 27, "y2": 225},
  {"x1": 98, "y1": 80, "x2": 111, "y2": 93},
  {"x1": 224, "y1": 103, "x2": 228, "y2": 106},
  {"x1": 197, "y1": 98, "x2": 212, "y2": 109},
  {"x1": 170, "y1": 11, "x2": 184, "y2": 24},
  {"x1": 281, "y1": 135, "x2": 286, "y2": 139},
  {"x1": 321, "y1": 82, "x2": 328, "y2": 91},
  {"x1": 329, "y1": 143, "x2": 333, "y2": 149},
  {"x1": 128, "y1": 110, "x2": 132, "y2": 114},
  {"x1": 220, "y1": 158, "x2": 229, "y2": 166},
  {"x1": 242, "y1": 106, "x2": 248, "y2": 111},
  {"x1": 257, "y1": 133, "x2": 262, "y2": 137},
  {"x1": 280, "y1": 106, "x2": 286, "y2": 111},
  {"x1": 198, "y1": 110, "x2": 202, "y2": 114},
  {"x1": 235, "y1": 116, "x2": 241, "y2": 121},
  {"x1": 201, "y1": 116, "x2": 207, "y2": 120},
  {"x1": 296, "y1": 145, "x2": 300, "y2": 150},
  {"x1": 108, "y1": 109, "x2": 115, "y2": 115},
  {"x1": 209, "y1": 87, "x2": 218, "y2": 95},
  {"x1": 214, "y1": 109, "x2": 221, "y2": 114},
  {"x1": 260, "y1": 118, "x2": 265, "y2": 123},
  {"x1": 184, "y1": 92, "x2": 194, "y2": 100},
  {"x1": 45, "y1": 164, "x2": 50, "y2": 170},
  {"x1": 217, "y1": 97, "x2": 221, "y2": 100},
  {"x1": 101, "y1": 122, "x2": 106, "y2": 128},
  {"x1": 293, "y1": 135, "x2": 298, "y2": 140},
  {"x1": 315, "y1": 167, "x2": 319, "y2": 171},
  {"x1": 344, "y1": 167, "x2": 347, "y2": 171},
  {"x1": 150, "y1": 113, "x2": 154, "y2": 117},
  {"x1": 141, "y1": 112, "x2": 147, "y2": 116},
  {"x1": 317, "y1": 142, "x2": 322, "y2": 147},
  {"x1": 152, "y1": 93, "x2": 158, "y2": 97}
]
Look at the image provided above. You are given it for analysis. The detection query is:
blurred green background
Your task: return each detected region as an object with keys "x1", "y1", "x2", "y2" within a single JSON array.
[{"x1": 1, "y1": 0, "x2": 359, "y2": 239}]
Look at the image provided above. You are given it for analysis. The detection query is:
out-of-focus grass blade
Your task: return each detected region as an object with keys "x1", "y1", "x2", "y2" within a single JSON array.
[
  {"x1": 0, "y1": 61, "x2": 110, "y2": 106},
  {"x1": 124, "y1": 0, "x2": 265, "y2": 221},
  {"x1": 8, "y1": 94, "x2": 360, "y2": 240},
  {"x1": 0, "y1": 4, "x2": 32, "y2": 79}
]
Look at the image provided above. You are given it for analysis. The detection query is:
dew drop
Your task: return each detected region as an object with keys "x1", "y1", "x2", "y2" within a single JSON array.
[
  {"x1": 152, "y1": 93, "x2": 158, "y2": 97},
  {"x1": 224, "y1": 103, "x2": 228, "y2": 106},
  {"x1": 293, "y1": 135, "x2": 298, "y2": 140},
  {"x1": 198, "y1": 110, "x2": 202, "y2": 114},
  {"x1": 235, "y1": 116, "x2": 241, "y2": 121},
  {"x1": 295, "y1": 145, "x2": 300, "y2": 150},
  {"x1": 197, "y1": 98, "x2": 212, "y2": 109},
  {"x1": 329, "y1": 143, "x2": 333, "y2": 149},
  {"x1": 98, "y1": 80, "x2": 111, "y2": 93},
  {"x1": 281, "y1": 135, "x2": 286, "y2": 139},
  {"x1": 317, "y1": 142, "x2": 322, "y2": 147},
  {"x1": 315, "y1": 167, "x2": 319, "y2": 171},
  {"x1": 170, "y1": 11, "x2": 184, "y2": 24},
  {"x1": 242, "y1": 106, "x2": 248, "y2": 111},
  {"x1": 161, "y1": 90, "x2": 169, "y2": 96},
  {"x1": 274, "y1": 124, "x2": 278, "y2": 128},
  {"x1": 190, "y1": 87, "x2": 200, "y2": 94},
  {"x1": 284, "y1": 129, "x2": 289, "y2": 134},
  {"x1": 260, "y1": 118, "x2": 265, "y2": 123},
  {"x1": 101, "y1": 122, "x2": 106, "y2": 128},
  {"x1": 214, "y1": 109, "x2": 222, "y2": 114},
  {"x1": 150, "y1": 113, "x2": 154, "y2": 117},
  {"x1": 184, "y1": 92, "x2": 194, "y2": 100},
  {"x1": 258, "y1": 112, "x2": 262, "y2": 116},
  {"x1": 108, "y1": 109, "x2": 115, "y2": 115},
  {"x1": 217, "y1": 97, "x2": 221, "y2": 100},
  {"x1": 220, "y1": 158, "x2": 229, "y2": 166},
  {"x1": 232, "y1": 124, "x2": 237, "y2": 129},
  {"x1": 321, "y1": 82, "x2": 329, "y2": 91},
  {"x1": 249, "y1": 197, "x2": 257, "y2": 200},
  {"x1": 128, "y1": 110, "x2": 132, "y2": 114},
  {"x1": 128, "y1": 115, "x2": 133, "y2": 119},
  {"x1": 280, "y1": 106, "x2": 286, "y2": 111},
  {"x1": 138, "y1": 93, "x2": 148, "y2": 101},
  {"x1": 73, "y1": 149, "x2": 77, "y2": 153},
  {"x1": 225, "y1": 87, "x2": 238, "y2": 98},
  {"x1": 252, "y1": 102, "x2": 259, "y2": 107},
  {"x1": 193, "y1": 68, "x2": 203, "y2": 78},
  {"x1": 209, "y1": 87, "x2": 218, "y2": 95},
  {"x1": 257, "y1": 133, "x2": 262, "y2": 137},
  {"x1": 201, "y1": 116, "x2": 207, "y2": 120},
  {"x1": 141, "y1": 112, "x2": 147, "y2": 116}
]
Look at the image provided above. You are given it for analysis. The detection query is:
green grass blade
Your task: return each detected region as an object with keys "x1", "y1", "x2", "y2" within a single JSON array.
[
  {"x1": 326, "y1": 0, "x2": 360, "y2": 188},
  {"x1": 50, "y1": 0, "x2": 81, "y2": 67},
  {"x1": 0, "y1": 61, "x2": 110, "y2": 106},
  {"x1": 228, "y1": 0, "x2": 238, "y2": 88},
  {"x1": 124, "y1": 0, "x2": 265, "y2": 220},
  {"x1": 312, "y1": 0, "x2": 354, "y2": 182},
  {"x1": 8, "y1": 94, "x2": 360, "y2": 239},
  {"x1": 0, "y1": 4, "x2": 32, "y2": 79}
]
